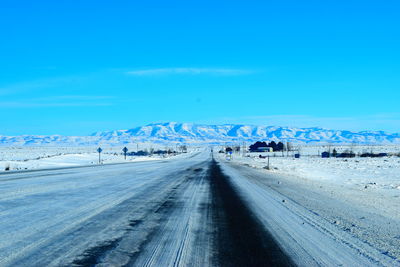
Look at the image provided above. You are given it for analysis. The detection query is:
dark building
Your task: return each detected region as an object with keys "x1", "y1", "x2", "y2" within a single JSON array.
[{"x1": 321, "y1": 152, "x2": 330, "y2": 158}]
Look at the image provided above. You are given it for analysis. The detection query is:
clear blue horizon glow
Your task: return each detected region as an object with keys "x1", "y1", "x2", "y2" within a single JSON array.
[{"x1": 1, "y1": 1, "x2": 399, "y2": 135}]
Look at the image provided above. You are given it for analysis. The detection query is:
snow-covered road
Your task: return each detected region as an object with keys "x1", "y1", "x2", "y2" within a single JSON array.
[
  {"x1": 0, "y1": 150, "x2": 398, "y2": 266},
  {"x1": 0, "y1": 151, "x2": 213, "y2": 266}
]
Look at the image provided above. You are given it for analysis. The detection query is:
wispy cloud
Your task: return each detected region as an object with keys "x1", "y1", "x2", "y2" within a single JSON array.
[
  {"x1": 0, "y1": 76, "x2": 86, "y2": 96},
  {"x1": 0, "y1": 95, "x2": 115, "y2": 108},
  {"x1": 33, "y1": 95, "x2": 115, "y2": 101},
  {"x1": 0, "y1": 80, "x2": 48, "y2": 96},
  {"x1": 126, "y1": 68, "x2": 253, "y2": 76}
]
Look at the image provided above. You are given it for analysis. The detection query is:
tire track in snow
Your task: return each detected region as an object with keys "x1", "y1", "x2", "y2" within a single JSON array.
[
  {"x1": 209, "y1": 159, "x2": 294, "y2": 267},
  {"x1": 128, "y1": 164, "x2": 211, "y2": 266},
  {"x1": 70, "y1": 158, "x2": 294, "y2": 266}
]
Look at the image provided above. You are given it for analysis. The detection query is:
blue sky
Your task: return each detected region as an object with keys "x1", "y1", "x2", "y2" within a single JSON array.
[{"x1": 1, "y1": 0, "x2": 399, "y2": 135}]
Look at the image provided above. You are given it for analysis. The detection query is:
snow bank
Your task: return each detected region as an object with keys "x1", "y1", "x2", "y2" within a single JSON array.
[
  {"x1": 0, "y1": 146, "x2": 200, "y2": 172},
  {"x1": 223, "y1": 149, "x2": 400, "y2": 222}
]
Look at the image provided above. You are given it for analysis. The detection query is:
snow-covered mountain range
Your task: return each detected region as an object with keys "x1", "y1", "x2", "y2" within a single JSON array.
[{"x1": 1, "y1": 122, "x2": 400, "y2": 146}]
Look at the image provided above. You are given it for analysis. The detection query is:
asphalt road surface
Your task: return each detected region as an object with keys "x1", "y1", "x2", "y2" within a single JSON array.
[{"x1": 0, "y1": 150, "x2": 397, "y2": 266}]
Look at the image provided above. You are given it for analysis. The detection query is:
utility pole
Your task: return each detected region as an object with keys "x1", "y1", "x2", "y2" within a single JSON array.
[{"x1": 286, "y1": 142, "x2": 290, "y2": 157}]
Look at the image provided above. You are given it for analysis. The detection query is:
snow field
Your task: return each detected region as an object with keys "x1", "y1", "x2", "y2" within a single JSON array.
[
  {"x1": 0, "y1": 146, "x2": 200, "y2": 172},
  {"x1": 227, "y1": 151, "x2": 400, "y2": 221}
]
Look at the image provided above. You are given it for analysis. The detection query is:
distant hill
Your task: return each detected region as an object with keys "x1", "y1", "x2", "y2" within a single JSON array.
[{"x1": 1, "y1": 122, "x2": 400, "y2": 146}]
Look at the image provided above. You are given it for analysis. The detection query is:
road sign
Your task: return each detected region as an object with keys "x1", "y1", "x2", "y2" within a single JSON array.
[
  {"x1": 122, "y1": 147, "x2": 128, "y2": 160},
  {"x1": 97, "y1": 147, "x2": 103, "y2": 164}
]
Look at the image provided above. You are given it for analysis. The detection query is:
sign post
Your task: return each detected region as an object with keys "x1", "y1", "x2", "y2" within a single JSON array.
[
  {"x1": 97, "y1": 147, "x2": 103, "y2": 164},
  {"x1": 122, "y1": 147, "x2": 128, "y2": 160}
]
